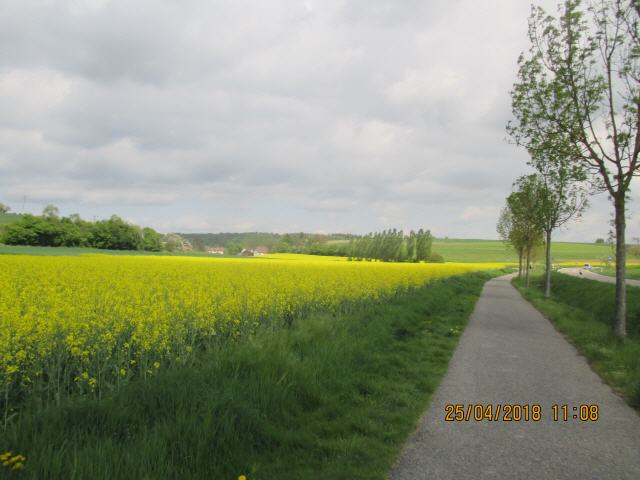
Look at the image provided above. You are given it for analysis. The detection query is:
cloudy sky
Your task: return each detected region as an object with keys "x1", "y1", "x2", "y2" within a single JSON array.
[{"x1": 1, "y1": 0, "x2": 637, "y2": 240}]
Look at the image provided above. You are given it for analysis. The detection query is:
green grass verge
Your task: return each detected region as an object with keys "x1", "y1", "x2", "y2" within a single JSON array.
[
  {"x1": 597, "y1": 266, "x2": 640, "y2": 280},
  {"x1": 0, "y1": 272, "x2": 495, "y2": 479},
  {"x1": 514, "y1": 273, "x2": 640, "y2": 408}
]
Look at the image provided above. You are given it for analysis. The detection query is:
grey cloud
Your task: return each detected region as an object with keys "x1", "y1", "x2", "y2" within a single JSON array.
[
  {"x1": 339, "y1": 0, "x2": 460, "y2": 27},
  {"x1": 0, "y1": 0, "x2": 635, "y2": 241}
]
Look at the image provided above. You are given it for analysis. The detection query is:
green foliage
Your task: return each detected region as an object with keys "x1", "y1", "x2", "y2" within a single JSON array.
[
  {"x1": 349, "y1": 229, "x2": 435, "y2": 263},
  {"x1": 498, "y1": 175, "x2": 546, "y2": 283},
  {"x1": 225, "y1": 241, "x2": 242, "y2": 255},
  {"x1": 1, "y1": 210, "x2": 162, "y2": 252},
  {"x1": 180, "y1": 231, "x2": 437, "y2": 261},
  {"x1": 509, "y1": 0, "x2": 640, "y2": 334},
  {"x1": 0, "y1": 272, "x2": 493, "y2": 479},
  {"x1": 41, "y1": 204, "x2": 60, "y2": 219},
  {"x1": 88, "y1": 216, "x2": 143, "y2": 250},
  {"x1": 141, "y1": 227, "x2": 162, "y2": 252},
  {"x1": 508, "y1": 0, "x2": 639, "y2": 197},
  {"x1": 181, "y1": 232, "x2": 357, "y2": 253},
  {"x1": 0, "y1": 202, "x2": 10, "y2": 214},
  {"x1": 2, "y1": 214, "x2": 72, "y2": 247}
]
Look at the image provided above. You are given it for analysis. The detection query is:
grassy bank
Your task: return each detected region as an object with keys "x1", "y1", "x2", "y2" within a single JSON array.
[
  {"x1": 598, "y1": 265, "x2": 640, "y2": 280},
  {"x1": 514, "y1": 273, "x2": 640, "y2": 407},
  {"x1": 1, "y1": 272, "x2": 494, "y2": 479}
]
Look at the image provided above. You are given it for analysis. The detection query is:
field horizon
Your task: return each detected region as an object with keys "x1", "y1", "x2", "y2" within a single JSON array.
[{"x1": 0, "y1": 237, "x2": 618, "y2": 264}]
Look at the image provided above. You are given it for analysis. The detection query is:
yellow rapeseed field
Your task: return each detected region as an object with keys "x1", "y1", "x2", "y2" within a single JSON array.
[{"x1": 0, "y1": 254, "x2": 504, "y2": 415}]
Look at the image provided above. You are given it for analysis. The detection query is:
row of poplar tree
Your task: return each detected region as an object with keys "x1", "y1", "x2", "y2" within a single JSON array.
[
  {"x1": 349, "y1": 229, "x2": 437, "y2": 262},
  {"x1": 501, "y1": 0, "x2": 639, "y2": 338}
]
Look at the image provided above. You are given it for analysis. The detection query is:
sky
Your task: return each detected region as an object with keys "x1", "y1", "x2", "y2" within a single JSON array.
[{"x1": 1, "y1": 0, "x2": 638, "y2": 241}]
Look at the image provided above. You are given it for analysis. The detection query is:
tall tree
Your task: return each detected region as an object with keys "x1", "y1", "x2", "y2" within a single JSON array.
[
  {"x1": 41, "y1": 204, "x2": 59, "y2": 219},
  {"x1": 509, "y1": 0, "x2": 640, "y2": 336},
  {"x1": 142, "y1": 227, "x2": 163, "y2": 252},
  {"x1": 407, "y1": 230, "x2": 417, "y2": 262},
  {"x1": 497, "y1": 206, "x2": 526, "y2": 277},
  {"x1": 534, "y1": 160, "x2": 589, "y2": 297},
  {"x1": 507, "y1": 176, "x2": 546, "y2": 287}
]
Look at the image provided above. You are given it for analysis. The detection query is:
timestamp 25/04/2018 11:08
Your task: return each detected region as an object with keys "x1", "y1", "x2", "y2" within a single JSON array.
[{"x1": 444, "y1": 404, "x2": 600, "y2": 422}]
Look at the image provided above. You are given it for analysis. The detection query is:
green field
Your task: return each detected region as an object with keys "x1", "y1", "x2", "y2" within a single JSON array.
[{"x1": 433, "y1": 238, "x2": 613, "y2": 263}]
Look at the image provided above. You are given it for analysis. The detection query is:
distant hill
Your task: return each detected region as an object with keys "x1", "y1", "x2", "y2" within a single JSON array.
[{"x1": 178, "y1": 232, "x2": 357, "y2": 250}]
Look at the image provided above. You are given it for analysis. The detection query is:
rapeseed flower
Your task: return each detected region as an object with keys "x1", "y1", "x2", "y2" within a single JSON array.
[{"x1": 0, "y1": 254, "x2": 504, "y2": 411}]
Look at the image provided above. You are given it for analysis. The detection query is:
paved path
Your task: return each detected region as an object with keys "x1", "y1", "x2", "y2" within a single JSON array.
[
  {"x1": 389, "y1": 274, "x2": 640, "y2": 480},
  {"x1": 558, "y1": 267, "x2": 640, "y2": 287}
]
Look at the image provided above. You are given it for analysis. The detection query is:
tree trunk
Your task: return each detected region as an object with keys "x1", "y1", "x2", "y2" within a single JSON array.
[
  {"x1": 544, "y1": 229, "x2": 552, "y2": 298},
  {"x1": 525, "y1": 248, "x2": 531, "y2": 288},
  {"x1": 614, "y1": 195, "x2": 627, "y2": 338},
  {"x1": 518, "y1": 248, "x2": 523, "y2": 278}
]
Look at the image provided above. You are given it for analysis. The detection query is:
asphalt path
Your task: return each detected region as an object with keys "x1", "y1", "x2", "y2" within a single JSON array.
[
  {"x1": 389, "y1": 274, "x2": 640, "y2": 480},
  {"x1": 558, "y1": 267, "x2": 640, "y2": 287}
]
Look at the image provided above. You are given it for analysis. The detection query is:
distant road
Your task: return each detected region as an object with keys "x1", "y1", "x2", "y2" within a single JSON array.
[
  {"x1": 389, "y1": 274, "x2": 640, "y2": 480},
  {"x1": 558, "y1": 267, "x2": 640, "y2": 287}
]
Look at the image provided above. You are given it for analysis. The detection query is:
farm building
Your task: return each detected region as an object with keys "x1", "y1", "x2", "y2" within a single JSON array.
[
  {"x1": 254, "y1": 246, "x2": 269, "y2": 255},
  {"x1": 207, "y1": 247, "x2": 225, "y2": 255},
  {"x1": 239, "y1": 249, "x2": 254, "y2": 257}
]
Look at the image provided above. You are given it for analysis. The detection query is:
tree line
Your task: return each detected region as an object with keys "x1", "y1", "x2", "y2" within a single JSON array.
[
  {"x1": 349, "y1": 229, "x2": 440, "y2": 262},
  {"x1": 505, "y1": 0, "x2": 639, "y2": 337},
  {"x1": 1, "y1": 205, "x2": 164, "y2": 251},
  {"x1": 179, "y1": 232, "x2": 357, "y2": 255}
]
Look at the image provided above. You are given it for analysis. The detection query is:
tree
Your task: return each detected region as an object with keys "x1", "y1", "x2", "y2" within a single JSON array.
[
  {"x1": 532, "y1": 164, "x2": 588, "y2": 297},
  {"x1": 407, "y1": 230, "x2": 417, "y2": 262},
  {"x1": 163, "y1": 234, "x2": 181, "y2": 252},
  {"x1": 511, "y1": 83, "x2": 590, "y2": 296},
  {"x1": 225, "y1": 241, "x2": 242, "y2": 256},
  {"x1": 504, "y1": 176, "x2": 546, "y2": 287},
  {"x1": 497, "y1": 206, "x2": 526, "y2": 277},
  {"x1": 1, "y1": 214, "x2": 41, "y2": 245},
  {"x1": 0, "y1": 203, "x2": 10, "y2": 214},
  {"x1": 508, "y1": 1, "x2": 640, "y2": 336},
  {"x1": 90, "y1": 215, "x2": 143, "y2": 250},
  {"x1": 142, "y1": 227, "x2": 162, "y2": 252},
  {"x1": 346, "y1": 229, "x2": 435, "y2": 262},
  {"x1": 68, "y1": 213, "x2": 82, "y2": 223},
  {"x1": 41, "y1": 204, "x2": 60, "y2": 219},
  {"x1": 415, "y1": 229, "x2": 433, "y2": 262},
  {"x1": 595, "y1": 238, "x2": 605, "y2": 243}
]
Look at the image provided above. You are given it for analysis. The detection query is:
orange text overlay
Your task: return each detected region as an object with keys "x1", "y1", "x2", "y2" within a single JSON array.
[{"x1": 444, "y1": 404, "x2": 600, "y2": 422}]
